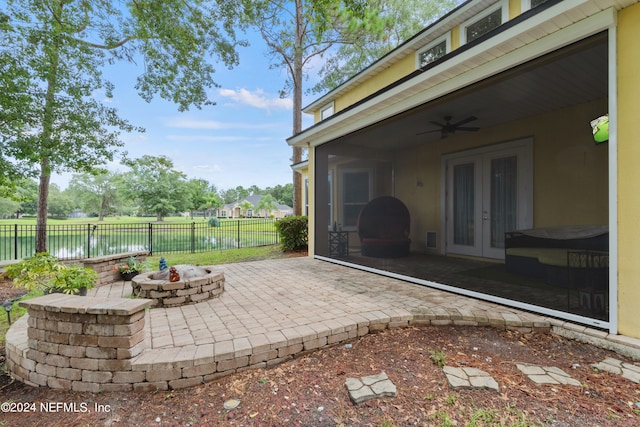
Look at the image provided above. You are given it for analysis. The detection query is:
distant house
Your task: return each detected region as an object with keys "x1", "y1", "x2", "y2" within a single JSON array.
[{"x1": 217, "y1": 194, "x2": 293, "y2": 219}]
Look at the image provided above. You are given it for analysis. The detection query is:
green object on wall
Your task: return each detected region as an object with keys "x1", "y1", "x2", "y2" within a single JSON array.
[{"x1": 591, "y1": 115, "x2": 609, "y2": 143}]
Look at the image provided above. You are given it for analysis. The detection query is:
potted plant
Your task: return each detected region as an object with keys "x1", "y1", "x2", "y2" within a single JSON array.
[
  {"x1": 5, "y1": 252, "x2": 65, "y2": 293},
  {"x1": 47, "y1": 265, "x2": 97, "y2": 295},
  {"x1": 114, "y1": 256, "x2": 144, "y2": 281}
]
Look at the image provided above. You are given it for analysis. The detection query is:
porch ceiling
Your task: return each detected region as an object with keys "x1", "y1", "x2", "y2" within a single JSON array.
[{"x1": 335, "y1": 32, "x2": 608, "y2": 152}]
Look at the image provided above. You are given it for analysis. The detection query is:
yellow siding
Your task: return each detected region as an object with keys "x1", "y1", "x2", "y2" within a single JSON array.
[
  {"x1": 617, "y1": 3, "x2": 640, "y2": 338},
  {"x1": 450, "y1": 25, "x2": 460, "y2": 50},
  {"x1": 333, "y1": 55, "x2": 415, "y2": 114},
  {"x1": 508, "y1": 0, "x2": 521, "y2": 19}
]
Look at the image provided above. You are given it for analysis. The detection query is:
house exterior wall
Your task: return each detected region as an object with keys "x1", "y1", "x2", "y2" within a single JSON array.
[
  {"x1": 616, "y1": 2, "x2": 640, "y2": 337},
  {"x1": 322, "y1": 55, "x2": 416, "y2": 121},
  {"x1": 393, "y1": 99, "x2": 608, "y2": 251}
]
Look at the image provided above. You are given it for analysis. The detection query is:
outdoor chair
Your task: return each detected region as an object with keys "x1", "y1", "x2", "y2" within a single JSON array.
[{"x1": 357, "y1": 196, "x2": 411, "y2": 258}]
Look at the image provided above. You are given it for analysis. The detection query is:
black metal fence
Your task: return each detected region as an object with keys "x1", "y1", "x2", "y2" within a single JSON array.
[{"x1": 0, "y1": 219, "x2": 279, "y2": 261}]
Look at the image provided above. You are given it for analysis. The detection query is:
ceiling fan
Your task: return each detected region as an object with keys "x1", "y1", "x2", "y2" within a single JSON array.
[{"x1": 417, "y1": 115, "x2": 480, "y2": 139}]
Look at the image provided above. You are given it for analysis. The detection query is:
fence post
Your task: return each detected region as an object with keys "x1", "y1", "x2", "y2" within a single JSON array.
[
  {"x1": 14, "y1": 224, "x2": 18, "y2": 260},
  {"x1": 87, "y1": 224, "x2": 91, "y2": 258},
  {"x1": 191, "y1": 222, "x2": 195, "y2": 253},
  {"x1": 148, "y1": 223, "x2": 153, "y2": 255}
]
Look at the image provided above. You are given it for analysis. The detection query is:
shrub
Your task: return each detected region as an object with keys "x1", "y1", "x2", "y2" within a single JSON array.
[
  {"x1": 5, "y1": 252, "x2": 65, "y2": 292},
  {"x1": 208, "y1": 217, "x2": 220, "y2": 227},
  {"x1": 274, "y1": 216, "x2": 308, "y2": 251}
]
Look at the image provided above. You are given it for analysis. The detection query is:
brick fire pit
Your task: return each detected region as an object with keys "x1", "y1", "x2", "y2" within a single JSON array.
[{"x1": 131, "y1": 266, "x2": 224, "y2": 308}]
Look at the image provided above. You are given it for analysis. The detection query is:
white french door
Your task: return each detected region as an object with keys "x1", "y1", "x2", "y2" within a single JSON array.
[{"x1": 444, "y1": 139, "x2": 533, "y2": 259}]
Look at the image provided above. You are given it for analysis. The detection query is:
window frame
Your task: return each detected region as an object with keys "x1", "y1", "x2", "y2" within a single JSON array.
[
  {"x1": 320, "y1": 102, "x2": 334, "y2": 120},
  {"x1": 415, "y1": 34, "x2": 450, "y2": 69},
  {"x1": 460, "y1": 0, "x2": 509, "y2": 45},
  {"x1": 521, "y1": 0, "x2": 549, "y2": 11},
  {"x1": 340, "y1": 168, "x2": 373, "y2": 231}
]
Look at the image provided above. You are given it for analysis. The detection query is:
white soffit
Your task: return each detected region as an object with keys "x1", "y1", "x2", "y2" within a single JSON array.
[{"x1": 289, "y1": 1, "x2": 618, "y2": 148}]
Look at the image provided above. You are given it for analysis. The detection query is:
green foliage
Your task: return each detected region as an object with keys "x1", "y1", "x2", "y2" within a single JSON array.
[
  {"x1": 123, "y1": 155, "x2": 190, "y2": 220},
  {"x1": 5, "y1": 253, "x2": 95, "y2": 295},
  {"x1": 114, "y1": 256, "x2": 146, "y2": 274},
  {"x1": 429, "y1": 348, "x2": 447, "y2": 367},
  {"x1": 256, "y1": 194, "x2": 278, "y2": 217},
  {"x1": 5, "y1": 252, "x2": 65, "y2": 292},
  {"x1": 208, "y1": 217, "x2": 221, "y2": 227},
  {"x1": 274, "y1": 216, "x2": 308, "y2": 251},
  {"x1": 312, "y1": 0, "x2": 461, "y2": 94},
  {"x1": 50, "y1": 265, "x2": 97, "y2": 295},
  {"x1": 1, "y1": 0, "x2": 246, "y2": 251}
]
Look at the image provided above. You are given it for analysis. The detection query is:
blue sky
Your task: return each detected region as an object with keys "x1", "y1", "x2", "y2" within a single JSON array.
[{"x1": 51, "y1": 31, "x2": 317, "y2": 192}]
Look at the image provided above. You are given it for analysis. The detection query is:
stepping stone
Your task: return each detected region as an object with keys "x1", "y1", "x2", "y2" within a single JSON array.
[
  {"x1": 592, "y1": 357, "x2": 640, "y2": 383},
  {"x1": 516, "y1": 363, "x2": 581, "y2": 386},
  {"x1": 442, "y1": 366, "x2": 499, "y2": 391},
  {"x1": 345, "y1": 371, "x2": 397, "y2": 404}
]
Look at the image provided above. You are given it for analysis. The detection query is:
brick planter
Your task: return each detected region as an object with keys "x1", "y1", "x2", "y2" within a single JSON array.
[
  {"x1": 131, "y1": 266, "x2": 224, "y2": 308},
  {"x1": 8, "y1": 294, "x2": 152, "y2": 392},
  {"x1": 80, "y1": 251, "x2": 148, "y2": 287}
]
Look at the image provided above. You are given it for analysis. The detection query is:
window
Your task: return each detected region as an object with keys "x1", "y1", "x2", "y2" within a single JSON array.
[
  {"x1": 341, "y1": 169, "x2": 372, "y2": 229},
  {"x1": 416, "y1": 35, "x2": 449, "y2": 68},
  {"x1": 247, "y1": 209, "x2": 253, "y2": 218},
  {"x1": 320, "y1": 102, "x2": 334, "y2": 120},
  {"x1": 460, "y1": 1, "x2": 507, "y2": 45},
  {"x1": 220, "y1": 210, "x2": 227, "y2": 217},
  {"x1": 522, "y1": 0, "x2": 549, "y2": 11}
]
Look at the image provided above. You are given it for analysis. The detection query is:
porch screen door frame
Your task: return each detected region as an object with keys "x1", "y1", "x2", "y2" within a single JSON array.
[{"x1": 443, "y1": 138, "x2": 533, "y2": 259}]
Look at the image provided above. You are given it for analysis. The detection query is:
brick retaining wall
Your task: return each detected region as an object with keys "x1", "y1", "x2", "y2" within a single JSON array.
[
  {"x1": 80, "y1": 251, "x2": 148, "y2": 287},
  {"x1": 7, "y1": 294, "x2": 152, "y2": 392}
]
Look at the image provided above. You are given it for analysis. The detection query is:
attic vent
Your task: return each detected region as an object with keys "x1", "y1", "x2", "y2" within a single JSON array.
[{"x1": 426, "y1": 231, "x2": 437, "y2": 249}]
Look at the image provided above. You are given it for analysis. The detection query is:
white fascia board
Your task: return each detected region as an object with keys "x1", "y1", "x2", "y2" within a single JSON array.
[{"x1": 288, "y1": 4, "x2": 616, "y2": 149}]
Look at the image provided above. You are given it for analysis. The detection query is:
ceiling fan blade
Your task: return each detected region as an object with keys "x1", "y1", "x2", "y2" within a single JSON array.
[
  {"x1": 455, "y1": 126, "x2": 480, "y2": 132},
  {"x1": 452, "y1": 116, "x2": 477, "y2": 127},
  {"x1": 416, "y1": 129, "x2": 442, "y2": 136},
  {"x1": 429, "y1": 120, "x2": 445, "y2": 127}
]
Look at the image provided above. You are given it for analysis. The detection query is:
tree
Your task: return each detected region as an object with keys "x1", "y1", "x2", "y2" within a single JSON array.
[
  {"x1": 0, "y1": 197, "x2": 21, "y2": 218},
  {"x1": 220, "y1": 186, "x2": 250, "y2": 204},
  {"x1": 245, "y1": 0, "x2": 383, "y2": 217},
  {"x1": 312, "y1": 0, "x2": 459, "y2": 94},
  {"x1": 47, "y1": 184, "x2": 73, "y2": 218},
  {"x1": 67, "y1": 172, "x2": 122, "y2": 221},
  {"x1": 124, "y1": 155, "x2": 189, "y2": 221},
  {"x1": 1, "y1": 0, "x2": 246, "y2": 252},
  {"x1": 256, "y1": 194, "x2": 278, "y2": 217},
  {"x1": 239, "y1": 200, "x2": 254, "y2": 217},
  {"x1": 265, "y1": 183, "x2": 294, "y2": 207},
  {"x1": 186, "y1": 178, "x2": 217, "y2": 218}
]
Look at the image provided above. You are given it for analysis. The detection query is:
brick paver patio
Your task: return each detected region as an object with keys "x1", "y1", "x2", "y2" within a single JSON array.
[{"x1": 7, "y1": 257, "x2": 640, "y2": 391}]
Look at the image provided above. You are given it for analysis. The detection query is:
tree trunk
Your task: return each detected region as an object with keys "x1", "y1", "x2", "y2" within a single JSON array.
[
  {"x1": 292, "y1": 0, "x2": 304, "y2": 216},
  {"x1": 35, "y1": 9, "x2": 62, "y2": 253},
  {"x1": 35, "y1": 160, "x2": 51, "y2": 253}
]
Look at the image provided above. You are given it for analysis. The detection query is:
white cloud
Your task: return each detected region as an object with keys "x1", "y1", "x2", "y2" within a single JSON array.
[
  {"x1": 218, "y1": 88, "x2": 292, "y2": 110},
  {"x1": 165, "y1": 117, "x2": 285, "y2": 131}
]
